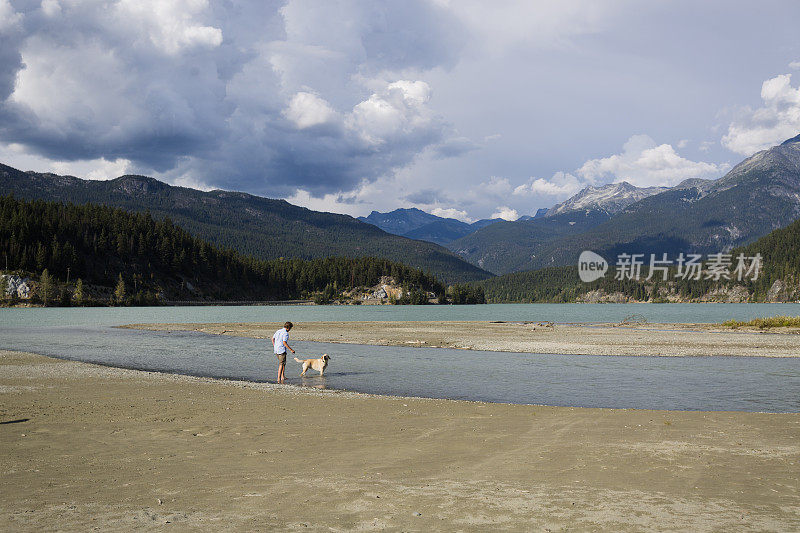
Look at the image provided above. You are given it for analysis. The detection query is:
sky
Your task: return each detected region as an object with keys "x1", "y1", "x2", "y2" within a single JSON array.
[{"x1": 1, "y1": 0, "x2": 800, "y2": 222}]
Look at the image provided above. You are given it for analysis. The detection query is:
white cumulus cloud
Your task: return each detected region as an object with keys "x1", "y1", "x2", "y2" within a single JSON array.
[
  {"x1": 513, "y1": 171, "x2": 583, "y2": 197},
  {"x1": 431, "y1": 207, "x2": 474, "y2": 223},
  {"x1": 577, "y1": 134, "x2": 726, "y2": 187},
  {"x1": 284, "y1": 92, "x2": 338, "y2": 129},
  {"x1": 491, "y1": 206, "x2": 519, "y2": 221},
  {"x1": 346, "y1": 80, "x2": 439, "y2": 147},
  {"x1": 722, "y1": 73, "x2": 800, "y2": 155},
  {"x1": 116, "y1": 0, "x2": 223, "y2": 55}
]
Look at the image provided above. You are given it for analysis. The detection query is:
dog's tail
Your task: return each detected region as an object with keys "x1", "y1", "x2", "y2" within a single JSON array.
[{"x1": 293, "y1": 357, "x2": 303, "y2": 363}]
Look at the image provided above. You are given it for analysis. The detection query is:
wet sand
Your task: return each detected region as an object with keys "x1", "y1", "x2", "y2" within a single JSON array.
[
  {"x1": 125, "y1": 320, "x2": 800, "y2": 357},
  {"x1": 2, "y1": 350, "x2": 799, "y2": 531}
]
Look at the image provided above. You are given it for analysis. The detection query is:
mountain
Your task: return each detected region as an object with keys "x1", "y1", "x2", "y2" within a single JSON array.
[
  {"x1": 445, "y1": 182, "x2": 669, "y2": 274},
  {"x1": 474, "y1": 212, "x2": 800, "y2": 304},
  {"x1": 402, "y1": 218, "x2": 476, "y2": 245},
  {"x1": 545, "y1": 181, "x2": 668, "y2": 217},
  {"x1": 446, "y1": 209, "x2": 612, "y2": 274},
  {"x1": 358, "y1": 207, "x2": 501, "y2": 245},
  {"x1": 358, "y1": 208, "x2": 442, "y2": 235},
  {"x1": 449, "y1": 135, "x2": 800, "y2": 274},
  {"x1": 0, "y1": 164, "x2": 492, "y2": 283},
  {"x1": 734, "y1": 213, "x2": 800, "y2": 301},
  {"x1": 0, "y1": 195, "x2": 451, "y2": 304}
]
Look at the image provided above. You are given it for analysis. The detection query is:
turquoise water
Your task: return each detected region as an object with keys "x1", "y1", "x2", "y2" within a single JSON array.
[
  {"x1": 2, "y1": 302, "x2": 800, "y2": 328},
  {"x1": 0, "y1": 326, "x2": 797, "y2": 412},
  {"x1": 2, "y1": 304, "x2": 799, "y2": 412}
]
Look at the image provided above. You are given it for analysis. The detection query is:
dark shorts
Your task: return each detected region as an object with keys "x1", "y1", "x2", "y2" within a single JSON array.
[{"x1": 275, "y1": 352, "x2": 287, "y2": 365}]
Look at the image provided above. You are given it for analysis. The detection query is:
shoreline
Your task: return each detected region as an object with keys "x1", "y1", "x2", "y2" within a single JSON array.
[
  {"x1": 122, "y1": 320, "x2": 800, "y2": 357},
  {"x1": 2, "y1": 349, "x2": 799, "y2": 530}
]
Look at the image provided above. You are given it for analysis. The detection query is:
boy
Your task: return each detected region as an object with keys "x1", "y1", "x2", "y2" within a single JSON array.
[{"x1": 271, "y1": 321, "x2": 295, "y2": 382}]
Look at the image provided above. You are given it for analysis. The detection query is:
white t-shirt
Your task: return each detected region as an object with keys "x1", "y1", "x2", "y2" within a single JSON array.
[{"x1": 272, "y1": 328, "x2": 289, "y2": 354}]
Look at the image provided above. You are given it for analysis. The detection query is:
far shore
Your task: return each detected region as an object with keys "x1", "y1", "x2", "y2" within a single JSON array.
[{"x1": 122, "y1": 320, "x2": 800, "y2": 357}]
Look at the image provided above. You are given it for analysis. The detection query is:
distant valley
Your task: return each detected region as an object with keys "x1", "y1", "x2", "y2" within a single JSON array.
[{"x1": 358, "y1": 208, "x2": 499, "y2": 246}]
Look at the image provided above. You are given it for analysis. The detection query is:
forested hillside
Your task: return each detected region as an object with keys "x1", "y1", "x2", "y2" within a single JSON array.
[
  {"x1": 0, "y1": 164, "x2": 492, "y2": 283},
  {"x1": 475, "y1": 216, "x2": 800, "y2": 303},
  {"x1": 0, "y1": 195, "x2": 471, "y2": 305}
]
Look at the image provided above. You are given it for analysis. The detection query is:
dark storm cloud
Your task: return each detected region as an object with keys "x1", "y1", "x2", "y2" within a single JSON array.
[{"x1": 0, "y1": 0, "x2": 468, "y2": 194}]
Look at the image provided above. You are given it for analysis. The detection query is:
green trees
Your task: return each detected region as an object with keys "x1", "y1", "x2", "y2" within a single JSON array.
[
  {"x1": 39, "y1": 269, "x2": 53, "y2": 305},
  {"x1": 449, "y1": 284, "x2": 486, "y2": 304},
  {"x1": 114, "y1": 274, "x2": 126, "y2": 305},
  {"x1": 1, "y1": 167, "x2": 491, "y2": 283},
  {"x1": 473, "y1": 216, "x2": 800, "y2": 303},
  {"x1": 73, "y1": 279, "x2": 84, "y2": 305},
  {"x1": 0, "y1": 195, "x2": 455, "y2": 305}
]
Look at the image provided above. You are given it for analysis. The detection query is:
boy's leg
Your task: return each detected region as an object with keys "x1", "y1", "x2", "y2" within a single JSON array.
[{"x1": 278, "y1": 362, "x2": 285, "y2": 381}]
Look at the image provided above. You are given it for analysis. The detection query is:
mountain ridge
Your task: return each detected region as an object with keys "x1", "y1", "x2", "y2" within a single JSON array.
[
  {"x1": 545, "y1": 181, "x2": 669, "y2": 217},
  {"x1": 0, "y1": 163, "x2": 493, "y2": 283},
  {"x1": 447, "y1": 135, "x2": 800, "y2": 274},
  {"x1": 358, "y1": 207, "x2": 501, "y2": 245}
]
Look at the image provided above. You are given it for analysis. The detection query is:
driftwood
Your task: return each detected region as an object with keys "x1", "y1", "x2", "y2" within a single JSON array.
[{"x1": 615, "y1": 314, "x2": 648, "y2": 327}]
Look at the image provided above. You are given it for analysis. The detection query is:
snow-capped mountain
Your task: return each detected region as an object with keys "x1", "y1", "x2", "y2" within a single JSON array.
[{"x1": 545, "y1": 181, "x2": 669, "y2": 217}]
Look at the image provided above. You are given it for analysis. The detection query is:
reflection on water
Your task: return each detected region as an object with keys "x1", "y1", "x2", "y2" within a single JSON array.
[
  {"x1": 0, "y1": 326, "x2": 798, "y2": 413},
  {"x1": 300, "y1": 375, "x2": 328, "y2": 389}
]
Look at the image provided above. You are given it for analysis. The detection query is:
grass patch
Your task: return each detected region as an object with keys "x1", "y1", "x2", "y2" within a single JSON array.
[{"x1": 721, "y1": 316, "x2": 800, "y2": 329}]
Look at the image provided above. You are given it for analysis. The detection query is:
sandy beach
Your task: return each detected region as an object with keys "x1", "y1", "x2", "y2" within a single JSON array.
[
  {"x1": 125, "y1": 320, "x2": 800, "y2": 357},
  {"x1": 2, "y1": 349, "x2": 799, "y2": 531}
]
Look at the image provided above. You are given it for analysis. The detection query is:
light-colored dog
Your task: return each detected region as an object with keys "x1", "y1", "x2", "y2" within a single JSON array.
[{"x1": 294, "y1": 354, "x2": 330, "y2": 376}]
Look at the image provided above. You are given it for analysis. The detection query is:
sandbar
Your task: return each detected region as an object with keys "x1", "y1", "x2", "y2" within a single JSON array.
[
  {"x1": 124, "y1": 320, "x2": 800, "y2": 357},
  {"x1": 1, "y1": 350, "x2": 798, "y2": 531}
]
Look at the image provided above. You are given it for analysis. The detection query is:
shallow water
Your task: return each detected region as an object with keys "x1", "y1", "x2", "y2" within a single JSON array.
[
  {"x1": 2, "y1": 302, "x2": 800, "y2": 328},
  {"x1": 1, "y1": 326, "x2": 798, "y2": 413}
]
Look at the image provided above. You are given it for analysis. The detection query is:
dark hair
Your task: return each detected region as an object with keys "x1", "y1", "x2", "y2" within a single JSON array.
[{"x1": 284, "y1": 321, "x2": 293, "y2": 330}]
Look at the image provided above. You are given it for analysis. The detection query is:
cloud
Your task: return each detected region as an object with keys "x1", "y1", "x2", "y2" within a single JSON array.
[
  {"x1": 431, "y1": 207, "x2": 474, "y2": 223},
  {"x1": 345, "y1": 80, "x2": 441, "y2": 147},
  {"x1": 790, "y1": 61, "x2": 800, "y2": 70},
  {"x1": 505, "y1": 136, "x2": 725, "y2": 212},
  {"x1": 116, "y1": 0, "x2": 223, "y2": 55},
  {"x1": 576, "y1": 135, "x2": 726, "y2": 187},
  {"x1": 404, "y1": 188, "x2": 452, "y2": 204},
  {"x1": 722, "y1": 73, "x2": 800, "y2": 155},
  {"x1": 490, "y1": 206, "x2": 519, "y2": 221},
  {"x1": 283, "y1": 92, "x2": 339, "y2": 130},
  {"x1": 699, "y1": 140, "x2": 715, "y2": 152},
  {"x1": 0, "y1": 141, "x2": 134, "y2": 181},
  {"x1": 476, "y1": 176, "x2": 513, "y2": 196},
  {"x1": 449, "y1": 0, "x2": 629, "y2": 54},
  {"x1": 432, "y1": 136, "x2": 479, "y2": 158},
  {"x1": 0, "y1": 0, "x2": 22, "y2": 32},
  {"x1": 513, "y1": 171, "x2": 583, "y2": 197},
  {"x1": 0, "y1": 0, "x2": 466, "y2": 197}
]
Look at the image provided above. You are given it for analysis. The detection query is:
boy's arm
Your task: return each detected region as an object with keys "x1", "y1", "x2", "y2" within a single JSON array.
[{"x1": 283, "y1": 340, "x2": 295, "y2": 354}]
